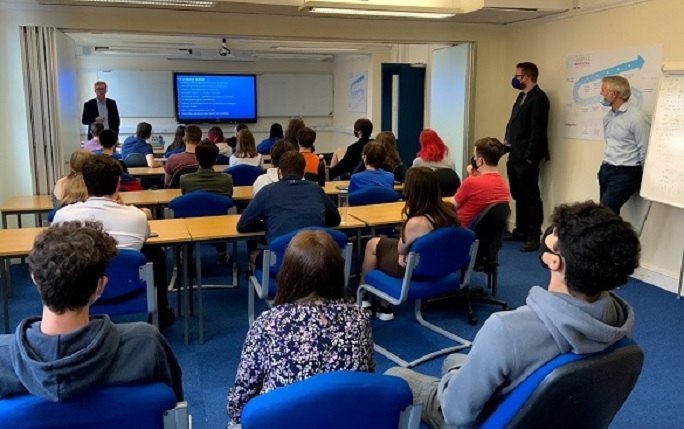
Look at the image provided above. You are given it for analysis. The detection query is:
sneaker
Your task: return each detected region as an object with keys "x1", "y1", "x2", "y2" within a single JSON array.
[
  {"x1": 216, "y1": 252, "x2": 231, "y2": 265},
  {"x1": 360, "y1": 293, "x2": 372, "y2": 309},
  {"x1": 375, "y1": 304, "x2": 394, "y2": 321}
]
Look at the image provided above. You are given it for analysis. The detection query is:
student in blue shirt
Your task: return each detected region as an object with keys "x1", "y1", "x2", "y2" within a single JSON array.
[
  {"x1": 121, "y1": 122, "x2": 161, "y2": 168},
  {"x1": 257, "y1": 122, "x2": 284, "y2": 155},
  {"x1": 348, "y1": 142, "x2": 395, "y2": 194}
]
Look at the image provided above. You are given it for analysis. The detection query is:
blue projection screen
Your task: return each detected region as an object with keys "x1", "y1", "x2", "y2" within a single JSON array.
[{"x1": 174, "y1": 73, "x2": 257, "y2": 124}]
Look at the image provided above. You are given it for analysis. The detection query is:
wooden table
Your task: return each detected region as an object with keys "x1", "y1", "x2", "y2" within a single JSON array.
[
  {"x1": 0, "y1": 227, "x2": 44, "y2": 333},
  {"x1": 347, "y1": 202, "x2": 406, "y2": 232},
  {"x1": 0, "y1": 196, "x2": 53, "y2": 229},
  {"x1": 127, "y1": 165, "x2": 225, "y2": 177}
]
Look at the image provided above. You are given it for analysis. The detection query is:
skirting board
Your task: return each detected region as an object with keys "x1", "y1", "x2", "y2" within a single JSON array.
[{"x1": 632, "y1": 266, "x2": 680, "y2": 296}]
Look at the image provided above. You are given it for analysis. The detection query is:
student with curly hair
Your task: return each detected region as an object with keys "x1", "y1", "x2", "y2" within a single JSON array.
[
  {"x1": 387, "y1": 201, "x2": 639, "y2": 429},
  {"x1": 0, "y1": 221, "x2": 183, "y2": 402}
]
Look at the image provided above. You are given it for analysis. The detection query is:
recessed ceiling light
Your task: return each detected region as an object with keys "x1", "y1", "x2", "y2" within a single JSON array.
[
  {"x1": 306, "y1": 7, "x2": 455, "y2": 19},
  {"x1": 72, "y1": 0, "x2": 215, "y2": 8}
]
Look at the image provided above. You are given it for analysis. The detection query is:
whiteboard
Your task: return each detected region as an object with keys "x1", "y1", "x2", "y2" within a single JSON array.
[
  {"x1": 640, "y1": 72, "x2": 684, "y2": 209},
  {"x1": 96, "y1": 70, "x2": 333, "y2": 119},
  {"x1": 98, "y1": 70, "x2": 174, "y2": 118},
  {"x1": 257, "y1": 73, "x2": 333, "y2": 117}
]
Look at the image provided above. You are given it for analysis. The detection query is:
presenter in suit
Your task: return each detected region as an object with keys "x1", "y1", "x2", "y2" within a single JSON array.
[
  {"x1": 504, "y1": 62, "x2": 550, "y2": 252},
  {"x1": 81, "y1": 81, "x2": 120, "y2": 140},
  {"x1": 598, "y1": 75, "x2": 650, "y2": 215}
]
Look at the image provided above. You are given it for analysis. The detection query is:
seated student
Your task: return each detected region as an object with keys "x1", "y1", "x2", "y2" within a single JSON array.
[
  {"x1": 52, "y1": 150, "x2": 93, "y2": 208},
  {"x1": 412, "y1": 129, "x2": 456, "y2": 170},
  {"x1": 361, "y1": 167, "x2": 460, "y2": 320},
  {"x1": 237, "y1": 151, "x2": 341, "y2": 265},
  {"x1": 227, "y1": 123, "x2": 248, "y2": 150},
  {"x1": 98, "y1": 129, "x2": 142, "y2": 192},
  {"x1": 180, "y1": 141, "x2": 234, "y2": 196},
  {"x1": 297, "y1": 126, "x2": 320, "y2": 176},
  {"x1": 208, "y1": 126, "x2": 232, "y2": 156},
  {"x1": 348, "y1": 143, "x2": 395, "y2": 194},
  {"x1": 229, "y1": 129, "x2": 263, "y2": 168},
  {"x1": 121, "y1": 122, "x2": 161, "y2": 168},
  {"x1": 82, "y1": 122, "x2": 104, "y2": 152},
  {"x1": 376, "y1": 131, "x2": 407, "y2": 183},
  {"x1": 283, "y1": 117, "x2": 305, "y2": 150},
  {"x1": 53, "y1": 155, "x2": 175, "y2": 328},
  {"x1": 164, "y1": 125, "x2": 202, "y2": 186},
  {"x1": 0, "y1": 221, "x2": 183, "y2": 402},
  {"x1": 257, "y1": 122, "x2": 283, "y2": 155},
  {"x1": 227, "y1": 229, "x2": 375, "y2": 425},
  {"x1": 253, "y1": 140, "x2": 296, "y2": 196},
  {"x1": 453, "y1": 137, "x2": 511, "y2": 228},
  {"x1": 329, "y1": 118, "x2": 373, "y2": 180},
  {"x1": 386, "y1": 201, "x2": 639, "y2": 429},
  {"x1": 165, "y1": 125, "x2": 186, "y2": 157}
]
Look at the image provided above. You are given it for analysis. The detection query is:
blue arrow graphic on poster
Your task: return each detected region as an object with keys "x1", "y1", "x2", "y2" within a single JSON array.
[{"x1": 573, "y1": 55, "x2": 644, "y2": 106}]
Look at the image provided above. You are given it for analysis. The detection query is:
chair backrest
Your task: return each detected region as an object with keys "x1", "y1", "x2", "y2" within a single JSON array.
[
  {"x1": 303, "y1": 172, "x2": 320, "y2": 183},
  {"x1": 166, "y1": 166, "x2": 199, "y2": 189},
  {"x1": 168, "y1": 191, "x2": 234, "y2": 218},
  {"x1": 91, "y1": 249, "x2": 152, "y2": 318},
  {"x1": 240, "y1": 371, "x2": 417, "y2": 429},
  {"x1": 410, "y1": 226, "x2": 476, "y2": 279},
  {"x1": 224, "y1": 164, "x2": 264, "y2": 186},
  {"x1": 266, "y1": 226, "x2": 349, "y2": 276},
  {"x1": 349, "y1": 186, "x2": 400, "y2": 206},
  {"x1": 0, "y1": 383, "x2": 177, "y2": 429},
  {"x1": 480, "y1": 337, "x2": 644, "y2": 429},
  {"x1": 215, "y1": 154, "x2": 231, "y2": 165},
  {"x1": 123, "y1": 153, "x2": 148, "y2": 168},
  {"x1": 470, "y1": 202, "x2": 511, "y2": 268},
  {"x1": 434, "y1": 168, "x2": 461, "y2": 196}
]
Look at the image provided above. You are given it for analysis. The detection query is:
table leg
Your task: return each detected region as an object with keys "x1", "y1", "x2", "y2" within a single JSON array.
[
  {"x1": 1, "y1": 213, "x2": 7, "y2": 229},
  {"x1": 2, "y1": 259, "x2": 10, "y2": 334},
  {"x1": 677, "y1": 246, "x2": 684, "y2": 300},
  {"x1": 195, "y1": 242, "x2": 205, "y2": 344},
  {"x1": 182, "y1": 243, "x2": 190, "y2": 346}
]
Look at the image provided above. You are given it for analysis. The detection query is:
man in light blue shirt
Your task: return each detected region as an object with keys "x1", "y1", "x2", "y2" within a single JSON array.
[{"x1": 598, "y1": 75, "x2": 651, "y2": 214}]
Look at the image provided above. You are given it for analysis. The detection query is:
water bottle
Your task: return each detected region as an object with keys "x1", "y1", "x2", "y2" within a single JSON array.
[
  {"x1": 317, "y1": 154, "x2": 326, "y2": 186},
  {"x1": 338, "y1": 189, "x2": 349, "y2": 225}
]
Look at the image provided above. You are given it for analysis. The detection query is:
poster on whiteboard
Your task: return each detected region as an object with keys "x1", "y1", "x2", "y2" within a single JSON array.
[
  {"x1": 562, "y1": 46, "x2": 662, "y2": 140},
  {"x1": 348, "y1": 72, "x2": 367, "y2": 113}
]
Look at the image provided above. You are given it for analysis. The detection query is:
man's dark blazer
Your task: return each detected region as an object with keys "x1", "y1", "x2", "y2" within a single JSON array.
[
  {"x1": 505, "y1": 85, "x2": 550, "y2": 164},
  {"x1": 81, "y1": 98, "x2": 120, "y2": 139}
]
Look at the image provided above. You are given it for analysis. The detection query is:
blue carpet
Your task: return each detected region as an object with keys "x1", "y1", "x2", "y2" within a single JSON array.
[{"x1": 4, "y1": 240, "x2": 684, "y2": 428}]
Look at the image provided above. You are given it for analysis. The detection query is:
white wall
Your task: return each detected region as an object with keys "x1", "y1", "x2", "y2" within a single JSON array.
[{"x1": 55, "y1": 30, "x2": 80, "y2": 166}]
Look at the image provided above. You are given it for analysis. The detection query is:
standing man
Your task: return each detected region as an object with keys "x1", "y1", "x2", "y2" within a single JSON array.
[
  {"x1": 504, "y1": 62, "x2": 550, "y2": 252},
  {"x1": 82, "y1": 81, "x2": 120, "y2": 140},
  {"x1": 598, "y1": 76, "x2": 651, "y2": 215}
]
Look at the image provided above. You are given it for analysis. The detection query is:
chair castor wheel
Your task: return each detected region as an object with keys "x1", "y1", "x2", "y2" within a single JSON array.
[{"x1": 468, "y1": 314, "x2": 478, "y2": 325}]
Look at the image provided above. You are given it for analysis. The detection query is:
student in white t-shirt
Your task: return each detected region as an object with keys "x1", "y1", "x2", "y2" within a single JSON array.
[
  {"x1": 229, "y1": 129, "x2": 263, "y2": 168},
  {"x1": 253, "y1": 140, "x2": 296, "y2": 196}
]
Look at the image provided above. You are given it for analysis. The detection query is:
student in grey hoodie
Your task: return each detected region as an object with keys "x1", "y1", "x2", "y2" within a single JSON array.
[
  {"x1": 0, "y1": 221, "x2": 183, "y2": 402},
  {"x1": 387, "y1": 201, "x2": 639, "y2": 429}
]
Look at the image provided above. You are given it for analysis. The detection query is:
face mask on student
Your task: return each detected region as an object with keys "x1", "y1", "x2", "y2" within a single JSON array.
[
  {"x1": 538, "y1": 227, "x2": 558, "y2": 270},
  {"x1": 600, "y1": 97, "x2": 612, "y2": 107}
]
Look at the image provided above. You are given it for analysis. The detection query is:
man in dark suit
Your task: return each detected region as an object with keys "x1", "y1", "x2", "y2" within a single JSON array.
[
  {"x1": 82, "y1": 81, "x2": 120, "y2": 140},
  {"x1": 504, "y1": 62, "x2": 550, "y2": 252}
]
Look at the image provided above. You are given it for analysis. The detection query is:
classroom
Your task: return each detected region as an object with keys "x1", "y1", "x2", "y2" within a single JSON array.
[{"x1": 1, "y1": 0, "x2": 683, "y2": 427}]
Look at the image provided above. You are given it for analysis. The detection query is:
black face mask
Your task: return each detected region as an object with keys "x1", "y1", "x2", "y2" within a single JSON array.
[
  {"x1": 539, "y1": 226, "x2": 557, "y2": 270},
  {"x1": 470, "y1": 156, "x2": 479, "y2": 171}
]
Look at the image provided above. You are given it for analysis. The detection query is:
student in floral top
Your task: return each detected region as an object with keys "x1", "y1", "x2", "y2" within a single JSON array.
[{"x1": 227, "y1": 230, "x2": 375, "y2": 426}]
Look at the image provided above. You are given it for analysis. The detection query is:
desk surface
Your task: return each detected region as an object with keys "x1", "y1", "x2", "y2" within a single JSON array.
[
  {"x1": 0, "y1": 227, "x2": 44, "y2": 257},
  {"x1": 347, "y1": 202, "x2": 406, "y2": 227},
  {"x1": 184, "y1": 215, "x2": 262, "y2": 241},
  {"x1": 0, "y1": 196, "x2": 53, "y2": 214},
  {"x1": 147, "y1": 219, "x2": 192, "y2": 245},
  {"x1": 128, "y1": 165, "x2": 225, "y2": 176}
]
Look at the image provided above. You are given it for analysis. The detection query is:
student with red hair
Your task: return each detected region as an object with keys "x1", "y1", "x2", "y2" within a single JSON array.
[{"x1": 412, "y1": 129, "x2": 456, "y2": 170}]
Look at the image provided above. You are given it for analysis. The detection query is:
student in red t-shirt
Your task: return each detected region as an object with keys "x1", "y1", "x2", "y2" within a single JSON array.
[{"x1": 454, "y1": 137, "x2": 511, "y2": 228}]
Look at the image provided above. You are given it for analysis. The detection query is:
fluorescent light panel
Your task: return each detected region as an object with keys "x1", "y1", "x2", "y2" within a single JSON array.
[
  {"x1": 72, "y1": 0, "x2": 215, "y2": 7},
  {"x1": 307, "y1": 7, "x2": 455, "y2": 19},
  {"x1": 94, "y1": 47, "x2": 193, "y2": 56},
  {"x1": 273, "y1": 46, "x2": 359, "y2": 52}
]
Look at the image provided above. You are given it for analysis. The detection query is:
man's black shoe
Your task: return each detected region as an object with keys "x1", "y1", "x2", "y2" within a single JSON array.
[
  {"x1": 520, "y1": 240, "x2": 541, "y2": 252},
  {"x1": 505, "y1": 231, "x2": 527, "y2": 242}
]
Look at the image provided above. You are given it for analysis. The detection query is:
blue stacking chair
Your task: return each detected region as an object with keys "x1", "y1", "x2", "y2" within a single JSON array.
[
  {"x1": 480, "y1": 337, "x2": 644, "y2": 429},
  {"x1": 91, "y1": 249, "x2": 158, "y2": 326},
  {"x1": 224, "y1": 164, "x2": 263, "y2": 186},
  {"x1": 0, "y1": 383, "x2": 189, "y2": 429},
  {"x1": 215, "y1": 154, "x2": 230, "y2": 165},
  {"x1": 248, "y1": 227, "x2": 353, "y2": 324},
  {"x1": 240, "y1": 371, "x2": 421, "y2": 429},
  {"x1": 123, "y1": 153, "x2": 148, "y2": 168},
  {"x1": 358, "y1": 226, "x2": 478, "y2": 368},
  {"x1": 348, "y1": 186, "x2": 400, "y2": 206}
]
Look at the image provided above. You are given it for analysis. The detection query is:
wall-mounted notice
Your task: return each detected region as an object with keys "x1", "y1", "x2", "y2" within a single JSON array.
[
  {"x1": 348, "y1": 71, "x2": 367, "y2": 113},
  {"x1": 562, "y1": 46, "x2": 662, "y2": 141}
]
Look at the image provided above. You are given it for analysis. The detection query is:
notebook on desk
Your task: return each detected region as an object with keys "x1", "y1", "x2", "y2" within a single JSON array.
[{"x1": 149, "y1": 135, "x2": 165, "y2": 150}]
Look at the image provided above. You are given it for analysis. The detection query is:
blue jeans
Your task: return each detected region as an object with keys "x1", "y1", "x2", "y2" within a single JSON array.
[{"x1": 598, "y1": 164, "x2": 643, "y2": 215}]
